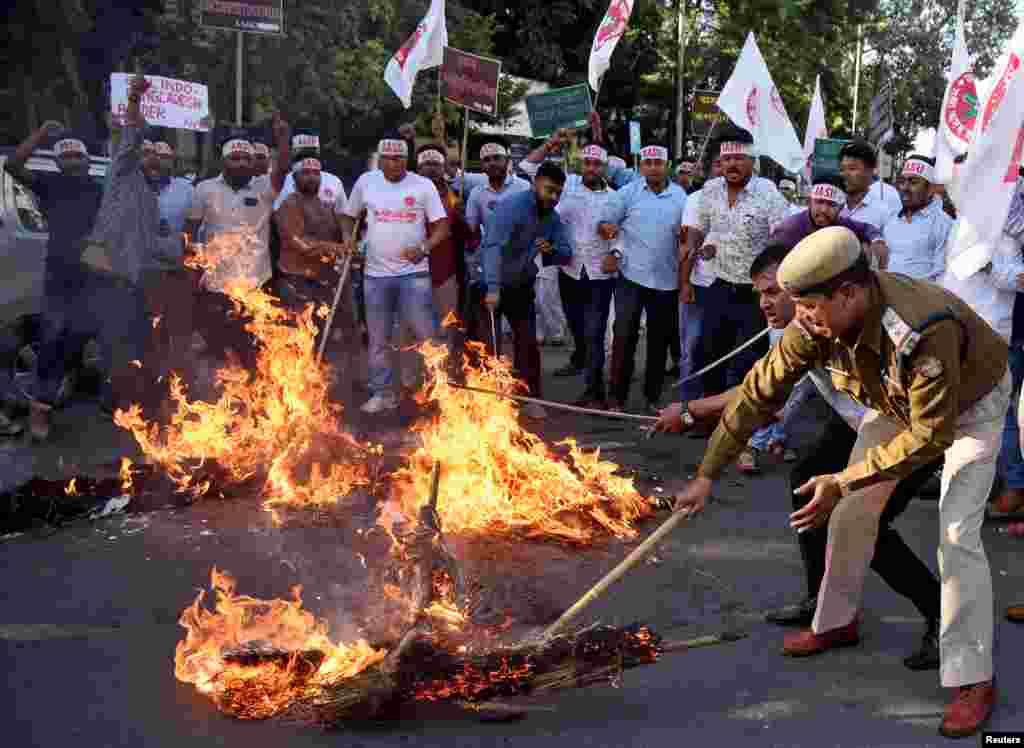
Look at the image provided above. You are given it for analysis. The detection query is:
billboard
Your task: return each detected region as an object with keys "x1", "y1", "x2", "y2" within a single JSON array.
[
  {"x1": 690, "y1": 90, "x2": 724, "y2": 137},
  {"x1": 525, "y1": 84, "x2": 592, "y2": 139},
  {"x1": 200, "y1": 0, "x2": 284, "y2": 35}
]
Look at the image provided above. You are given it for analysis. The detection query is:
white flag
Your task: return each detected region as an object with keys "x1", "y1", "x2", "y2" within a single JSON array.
[
  {"x1": 948, "y1": 21, "x2": 1024, "y2": 280},
  {"x1": 802, "y1": 75, "x2": 827, "y2": 183},
  {"x1": 717, "y1": 33, "x2": 805, "y2": 173},
  {"x1": 384, "y1": 0, "x2": 448, "y2": 109},
  {"x1": 588, "y1": 0, "x2": 635, "y2": 92},
  {"x1": 935, "y1": 7, "x2": 975, "y2": 183}
]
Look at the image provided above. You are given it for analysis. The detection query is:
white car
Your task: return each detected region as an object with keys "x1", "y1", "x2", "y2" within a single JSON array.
[{"x1": 0, "y1": 150, "x2": 109, "y2": 324}]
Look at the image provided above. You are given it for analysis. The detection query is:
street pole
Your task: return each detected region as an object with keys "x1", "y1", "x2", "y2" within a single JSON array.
[
  {"x1": 851, "y1": 24, "x2": 863, "y2": 134},
  {"x1": 674, "y1": 0, "x2": 686, "y2": 160},
  {"x1": 235, "y1": 30, "x2": 243, "y2": 126},
  {"x1": 460, "y1": 106, "x2": 470, "y2": 204}
]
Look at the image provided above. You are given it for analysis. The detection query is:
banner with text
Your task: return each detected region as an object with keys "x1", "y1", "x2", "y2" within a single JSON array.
[
  {"x1": 441, "y1": 47, "x2": 501, "y2": 116},
  {"x1": 690, "y1": 90, "x2": 724, "y2": 136},
  {"x1": 200, "y1": 0, "x2": 284, "y2": 34},
  {"x1": 110, "y1": 74, "x2": 211, "y2": 132},
  {"x1": 525, "y1": 84, "x2": 593, "y2": 138}
]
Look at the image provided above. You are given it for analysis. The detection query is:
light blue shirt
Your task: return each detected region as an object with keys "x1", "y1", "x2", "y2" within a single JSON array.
[
  {"x1": 600, "y1": 178, "x2": 687, "y2": 291},
  {"x1": 882, "y1": 198, "x2": 953, "y2": 281},
  {"x1": 158, "y1": 176, "x2": 195, "y2": 234}
]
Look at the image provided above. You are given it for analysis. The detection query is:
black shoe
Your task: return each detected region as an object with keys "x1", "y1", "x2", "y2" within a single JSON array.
[
  {"x1": 666, "y1": 364, "x2": 681, "y2": 378},
  {"x1": 903, "y1": 620, "x2": 940, "y2": 671},
  {"x1": 765, "y1": 597, "x2": 817, "y2": 627},
  {"x1": 553, "y1": 364, "x2": 583, "y2": 377}
]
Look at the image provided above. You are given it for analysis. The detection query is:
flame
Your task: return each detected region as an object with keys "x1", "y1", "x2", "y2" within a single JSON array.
[
  {"x1": 130, "y1": 359, "x2": 143, "y2": 368},
  {"x1": 390, "y1": 341, "x2": 651, "y2": 544},
  {"x1": 119, "y1": 457, "x2": 135, "y2": 494},
  {"x1": 115, "y1": 231, "x2": 372, "y2": 514},
  {"x1": 175, "y1": 568, "x2": 385, "y2": 719},
  {"x1": 64, "y1": 478, "x2": 78, "y2": 496}
]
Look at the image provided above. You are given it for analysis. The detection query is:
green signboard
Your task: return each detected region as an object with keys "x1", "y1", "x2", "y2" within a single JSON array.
[
  {"x1": 811, "y1": 138, "x2": 850, "y2": 183},
  {"x1": 525, "y1": 84, "x2": 593, "y2": 138}
]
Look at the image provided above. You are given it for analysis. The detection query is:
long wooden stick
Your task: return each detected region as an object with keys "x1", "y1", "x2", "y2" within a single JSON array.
[
  {"x1": 448, "y1": 383, "x2": 659, "y2": 424},
  {"x1": 542, "y1": 508, "x2": 695, "y2": 640},
  {"x1": 316, "y1": 254, "x2": 353, "y2": 365}
]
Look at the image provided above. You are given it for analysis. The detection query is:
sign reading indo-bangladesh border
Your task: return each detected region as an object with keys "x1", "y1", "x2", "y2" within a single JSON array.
[
  {"x1": 525, "y1": 84, "x2": 593, "y2": 138},
  {"x1": 441, "y1": 47, "x2": 502, "y2": 116},
  {"x1": 201, "y1": 0, "x2": 284, "y2": 34}
]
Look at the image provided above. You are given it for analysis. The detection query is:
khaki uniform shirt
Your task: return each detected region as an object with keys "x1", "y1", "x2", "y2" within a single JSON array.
[{"x1": 698, "y1": 273, "x2": 1008, "y2": 495}]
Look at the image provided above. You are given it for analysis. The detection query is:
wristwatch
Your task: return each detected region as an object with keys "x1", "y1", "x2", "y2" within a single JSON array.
[{"x1": 680, "y1": 403, "x2": 696, "y2": 429}]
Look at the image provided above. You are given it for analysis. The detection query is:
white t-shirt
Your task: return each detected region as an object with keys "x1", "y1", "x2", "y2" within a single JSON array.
[
  {"x1": 345, "y1": 170, "x2": 446, "y2": 278},
  {"x1": 273, "y1": 170, "x2": 348, "y2": 213}
]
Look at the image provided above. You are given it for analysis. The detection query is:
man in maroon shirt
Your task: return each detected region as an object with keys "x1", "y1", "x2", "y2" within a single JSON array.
[
  {"x1": 415, "y1": 143, "x2": 469, "y2": 332},
  {"x1": 771, "y1": 175, "x2": 889, "y2": 267}
]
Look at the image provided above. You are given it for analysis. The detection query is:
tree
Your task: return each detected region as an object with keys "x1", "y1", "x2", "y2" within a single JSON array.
[{"x1": 861, "y1": 0, "x2": 1016, "y2": 136}]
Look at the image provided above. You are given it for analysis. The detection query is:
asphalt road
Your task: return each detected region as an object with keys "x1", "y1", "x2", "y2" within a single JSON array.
[{"x1": 2, "y1": 345, "x2": 1023, "y2": 747}]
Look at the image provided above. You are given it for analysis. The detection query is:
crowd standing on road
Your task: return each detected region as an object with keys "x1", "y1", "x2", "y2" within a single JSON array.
[{"x1": 4, "y1": 70, "x2": 1024, "y2": 740}]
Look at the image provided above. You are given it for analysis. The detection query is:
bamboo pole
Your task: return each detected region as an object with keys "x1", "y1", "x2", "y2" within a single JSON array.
[
  {"x1": 448, "y1": 383, "x2": 659, "y2": 424},
  {"x1": 541, "y1": 508, "x2": 696, "y2": 640}
]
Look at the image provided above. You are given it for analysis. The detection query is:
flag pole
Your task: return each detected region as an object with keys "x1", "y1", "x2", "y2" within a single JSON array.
[{"x1": 460, "y1": 106, "x2": 470, "y2": 204}]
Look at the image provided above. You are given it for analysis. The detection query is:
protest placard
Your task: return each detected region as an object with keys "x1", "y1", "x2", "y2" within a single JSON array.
[{"x1": 110, "y1": 74, "x2": 212, "y2": 132}]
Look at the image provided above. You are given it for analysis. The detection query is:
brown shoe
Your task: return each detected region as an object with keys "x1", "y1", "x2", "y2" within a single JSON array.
[
  {"x1": 939, "y1": 680, "x2": 996, "y2": 738},
  {"x1": 991, "y1": 488, "x2": 1024, "y2": 517},
  {"x1": 782, "y1": 618, "x2": 860, "y2": 657},
  {"x1": 1007, "y1": 604, "x2": 1024, "y2": 623}
]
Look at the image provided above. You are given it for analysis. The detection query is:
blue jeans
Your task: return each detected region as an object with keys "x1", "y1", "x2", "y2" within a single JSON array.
[
  {"x1": 694, "y1": 279, "x2": 767, "y2": 396},
  {"x1": 678, "y1": 297, "x2": 705, "y2": 401},
  {"x1": 21, "y1": 262, "x2": 145, "y2": 405},
  {"x1": 749, "y1": 421, "x2": 786, "y2": 451},
  {"x1": 999, "y1": 344, "x2": 1024, "y2": 489},
  {"x1": 364, "y1": 272, "x2": 434, "y2": 395}
]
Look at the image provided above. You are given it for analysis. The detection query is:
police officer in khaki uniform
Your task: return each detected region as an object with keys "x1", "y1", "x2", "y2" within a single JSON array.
[{"x1": 673, "y1": 226, "x2": 1010, "y2": 738}]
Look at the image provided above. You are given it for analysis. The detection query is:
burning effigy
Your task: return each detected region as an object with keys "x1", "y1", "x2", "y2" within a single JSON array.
[{"x1": 115, "y1": 231, "x2": 685, "y2": 725}]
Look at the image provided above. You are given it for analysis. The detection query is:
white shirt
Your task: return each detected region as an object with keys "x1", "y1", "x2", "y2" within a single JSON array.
[
  {"x1": 681, "y1": 189, "x2": 714, "y2": 287},
  {"x1": 273, "y1": 170, "x2": 348, "y2": 214},
  {"x1": 188, "y1": 174, "x2": 279, "y2": 293},
  {"x1": 882, "y1": 198, "x2": 954, "y2": 280},
  {"x1": 941, "y1": 222, "x2": 1024, "y2": 341},
  {"x1": 554, "y1": 177, "x2": 615, "y2": 280},
  {"x1": 840, "y1": 183, "x2": 900, "y2": 230},
  {"x1": 693, "y1": 176, "x2": 791, "y2": 285},
  {"x1": 345, "y1": 170, "x2": 446, "y2": 278}
]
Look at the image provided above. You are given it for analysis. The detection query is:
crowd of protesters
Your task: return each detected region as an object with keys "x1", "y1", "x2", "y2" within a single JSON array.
[{"x1": 4, "y1": 68, "x2": 1024, "y2": 739}]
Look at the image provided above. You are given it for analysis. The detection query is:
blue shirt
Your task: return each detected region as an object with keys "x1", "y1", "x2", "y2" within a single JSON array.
[
  {"x1": 481, "y1": 189, "x2": 573, "y2": 292},
  {"x1": 882, "y1": 198, "x2": 953, "y2": 281},
  {"x1": 600, "y1": 179, "x2": 687, "y2": 291},
  {"x1": 158, "y1": 176, "x2": 195, "y2": 235}
]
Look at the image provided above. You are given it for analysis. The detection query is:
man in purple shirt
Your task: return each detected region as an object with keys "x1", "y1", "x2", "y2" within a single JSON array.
[{"x1": 771, "y1": 175, "x2": 889, "y2": 266}]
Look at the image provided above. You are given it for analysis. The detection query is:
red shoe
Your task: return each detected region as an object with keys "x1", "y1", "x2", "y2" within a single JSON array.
[
  {"x1": 939, "y1": 680, "x2": 996, "y2": 738},
  {"x1": 782, "y1": 618, "x2": 860, "y2": 657}
]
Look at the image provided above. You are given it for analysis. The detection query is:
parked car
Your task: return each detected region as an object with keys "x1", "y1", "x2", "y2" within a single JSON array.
[{"x1": 0, "y1": 149, "x2": 109, "y2": 326}]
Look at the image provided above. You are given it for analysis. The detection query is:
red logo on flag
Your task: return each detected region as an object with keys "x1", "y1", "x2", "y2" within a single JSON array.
[
  {"x1": 394, "y1": 22, "x2": 428, "y2": 70},
  {"x1": 404, "y1": 196, "x2": 416, "y2": 207},
  {"x1": 982, "y1": 53, "x2": 1020, "y2": 134},
  {"x1": 944, "y1": 72, "x2": 979, "y2": 144},
  {"x1": 593, "y1": 0, "x2": 633, "y2": 52},
  {"x1": 745, "y1": 87, "x2": 760, "y2": 128}
]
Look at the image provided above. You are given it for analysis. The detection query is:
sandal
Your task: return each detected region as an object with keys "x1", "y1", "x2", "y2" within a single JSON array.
[{"x1": 737, "y1": 448, "x2": 760, "y2": 474}]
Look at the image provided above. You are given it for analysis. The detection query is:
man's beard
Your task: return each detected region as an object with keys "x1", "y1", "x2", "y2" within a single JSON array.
[{"x1": 298, "y1": 182, "x2": 319, "y2": 196}]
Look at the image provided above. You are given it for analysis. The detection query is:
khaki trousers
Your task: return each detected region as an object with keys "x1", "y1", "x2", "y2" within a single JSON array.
[{"x1": 813, "y1": 369, "x2": 1010, "y2": 688}]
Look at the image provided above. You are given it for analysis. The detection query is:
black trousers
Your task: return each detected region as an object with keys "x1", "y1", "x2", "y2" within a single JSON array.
[
  {"x1": 558, "y1": 270, "x2": 588, "y2": 370},
  {"x1": 789, "y1": 411, "x2": 942, "y2": 622},
  {"x1": 696, "y1": 279, "x2": 768, "y2": 395},
  {"x1": 609, "y1": 277, "x2": 677, "y2": 406}
]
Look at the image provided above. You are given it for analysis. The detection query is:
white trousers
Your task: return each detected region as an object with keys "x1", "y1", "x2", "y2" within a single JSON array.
[
  {"x1": 813, "y1": 370, "x2": 1010, "y2": 688},
  {"x1": 535, "y1": 271, "x2": 567, "y2": 342}
]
